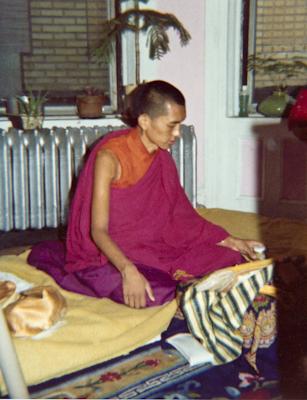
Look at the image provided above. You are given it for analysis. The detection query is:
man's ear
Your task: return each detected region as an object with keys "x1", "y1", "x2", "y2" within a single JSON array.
[{"x1": 138, "y1": 113, "x2": 150, "y2": 130}]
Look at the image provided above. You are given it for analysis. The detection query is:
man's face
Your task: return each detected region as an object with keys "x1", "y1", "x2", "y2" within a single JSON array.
[{"x1": 141, "y1": 101, "x2": 186, "y2": 152}]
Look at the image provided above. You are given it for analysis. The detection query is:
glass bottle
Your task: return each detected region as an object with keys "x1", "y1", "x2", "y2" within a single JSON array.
[{"x1": 239, "y1": 85, "x2": 249, "y2": 117}]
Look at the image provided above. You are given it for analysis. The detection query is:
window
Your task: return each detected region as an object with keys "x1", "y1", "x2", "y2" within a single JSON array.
[
  {"x1": 0, "y1": 0, "x2": 119, "y2": 114},
  {"x1": 243, "y1": 0, "x2": 307, "y2": 105}
]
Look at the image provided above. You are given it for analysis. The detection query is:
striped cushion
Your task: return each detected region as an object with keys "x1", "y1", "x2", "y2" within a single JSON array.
[{"x1": 181, "y1": 259, "x2": 274, "y2": 365}]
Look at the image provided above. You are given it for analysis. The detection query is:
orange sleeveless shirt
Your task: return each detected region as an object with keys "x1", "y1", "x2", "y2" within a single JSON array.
[{"x1": 101, "y1": 128, "x2": 157, "y2": 188}]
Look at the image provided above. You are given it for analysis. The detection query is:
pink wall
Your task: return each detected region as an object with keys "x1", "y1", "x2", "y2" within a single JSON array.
[
  {"x1": 143, "y1": 0, "x2": 205, "y2": 139},
  {"x1": 240, "y1": 138, "x2": 263, "y2": 198}
]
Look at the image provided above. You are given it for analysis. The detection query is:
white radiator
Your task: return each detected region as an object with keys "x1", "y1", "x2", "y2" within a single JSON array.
[{"x1": 0, "y1": 125, "x2": 196, "y2": 231}]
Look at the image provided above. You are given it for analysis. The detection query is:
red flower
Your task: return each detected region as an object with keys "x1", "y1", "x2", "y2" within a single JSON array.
[
  {"x1": 144, "y1": 359, "x2": 160, "y2": 367},
  {"x1": 239, "y1": 372, "x2": 263, "y2": 388},
  {"x1": 99, "y1": 371, "x2": 121, "y2": 382},
  {"x1": 255, "y1": 295, "x2": 267, "y2": 303}
]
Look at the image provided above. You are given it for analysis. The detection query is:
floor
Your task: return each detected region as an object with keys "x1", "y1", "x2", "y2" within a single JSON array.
[{"x1": 0, "y1": 228, "x2": 61, "y2": 255}]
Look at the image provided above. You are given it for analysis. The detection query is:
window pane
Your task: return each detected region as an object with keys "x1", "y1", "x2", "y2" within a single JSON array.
[
  {"x1": 246, "y1": 0, "x2": 307, "y2": 103},
  {"x1": 0, "y1": 0, "x2": 116, "y2": 108}
]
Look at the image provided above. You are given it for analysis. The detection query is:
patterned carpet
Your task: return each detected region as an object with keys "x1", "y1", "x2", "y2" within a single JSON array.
[
  {"x1": 27, "y1": 296, "x2": 281, "y2": 399},
  {"x1": 27, "y1": 340, "x2": 280, "y2": 399}
]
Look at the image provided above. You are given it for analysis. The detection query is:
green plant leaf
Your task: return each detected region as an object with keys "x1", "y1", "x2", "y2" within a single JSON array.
[
  {"x1": 146, "y1": 25, "x2": 170, "y2": 59},
  {"x1": 247, "y1": 54, "x2": 307, "y2": 90},
  {"x1": 93, "y1": 9, "x2": 191, "y2": 63},
  {"x1": 17, "y1": 91, "x2": 48, "y2": 117}
]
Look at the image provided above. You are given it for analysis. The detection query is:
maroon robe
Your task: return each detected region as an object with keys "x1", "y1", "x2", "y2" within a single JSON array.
[{"x1": 29, "y1": 128, "x2": 242, "y2": 306}]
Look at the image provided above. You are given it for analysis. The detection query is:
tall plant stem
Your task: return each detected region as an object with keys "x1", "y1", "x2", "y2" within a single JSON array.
[{"x1": 134, "y1": 0, "x2": 140, "y2": 84}]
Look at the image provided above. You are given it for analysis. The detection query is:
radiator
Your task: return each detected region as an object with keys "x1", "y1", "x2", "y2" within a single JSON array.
[{"x1": 0, "y1": 125, "x2": 196, "y2": 231}]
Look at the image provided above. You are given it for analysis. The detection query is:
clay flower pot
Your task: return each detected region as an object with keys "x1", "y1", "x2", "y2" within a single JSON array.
[{"x1": 76, "y1": 94, "x2": 106, "y2": 119}]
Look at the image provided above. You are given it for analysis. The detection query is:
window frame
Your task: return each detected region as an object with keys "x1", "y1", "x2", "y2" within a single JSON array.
[
  {"x1": 0, "y1": 0, "x2": 122, "y2": 118},
  {"x1": 242, "y1": 0, "x2": 307, "y2": 108}
]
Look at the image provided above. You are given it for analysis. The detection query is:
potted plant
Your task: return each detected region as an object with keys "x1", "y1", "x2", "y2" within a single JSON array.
[
  {"x1": 93, "y1": 0, "x2": 191, "y2": 87},
  {"x1": 76, "y1": 87, "x2": 107, "y2": 119},
  {"x1": 17, "y1": 91, "x2": 48, "y2": 130},
  {"x1": 248, "y1": 54, "x2": 307, "y2": 117}
]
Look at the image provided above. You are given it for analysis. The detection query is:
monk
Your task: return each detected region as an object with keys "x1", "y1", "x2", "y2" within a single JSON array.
[{"x1": 29, "y1": 80, "x2": 263, "y2": 308}]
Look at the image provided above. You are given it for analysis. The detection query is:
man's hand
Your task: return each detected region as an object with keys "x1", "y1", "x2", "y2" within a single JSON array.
[
  {"x1": 218, "y1": 236, "x2": 265, "y2": 261},
  {"x1": 121, "y1": 264, "x2": 155, "y2": 308}
]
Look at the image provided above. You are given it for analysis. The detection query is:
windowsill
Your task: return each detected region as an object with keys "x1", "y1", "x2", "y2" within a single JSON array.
[
  {"x1": 0, "y1": 112, "x2": 123, "y2": 130},
  {"x1": 226, "y1": 112, "x2": 285, "y2": 120},
  {"x1": 234, "y1": 114, "x2": 284, "y2": 119},
  {"x1": 43, "y1": 104, "x2": 116, "y2": 117},
  {"x1": 0, "y1": 103, "x2": 123, "y2": 126}
]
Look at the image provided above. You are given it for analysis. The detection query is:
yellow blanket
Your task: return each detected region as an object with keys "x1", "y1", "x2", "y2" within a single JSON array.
[{"x1": 0, "y1": 251, "x2": 177, "y2": 392}]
